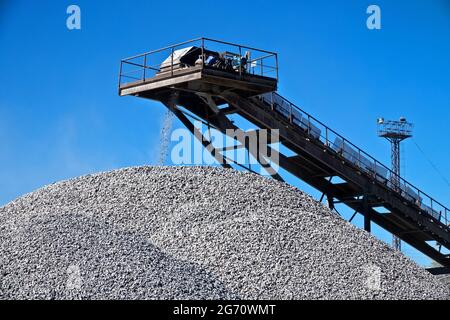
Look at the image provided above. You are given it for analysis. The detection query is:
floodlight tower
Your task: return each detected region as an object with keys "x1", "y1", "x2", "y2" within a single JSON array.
[{"x1": 377, "y1": 117, "x2": 413, "y2": 251}]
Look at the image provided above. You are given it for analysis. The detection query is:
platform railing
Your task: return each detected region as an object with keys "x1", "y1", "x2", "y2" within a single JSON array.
[
  {"x1": 259, "y1": 92, "x2": 449, "y2": 228},
  {"x1": 118, "y1": 37, "x2": 279, "y2": 88}
]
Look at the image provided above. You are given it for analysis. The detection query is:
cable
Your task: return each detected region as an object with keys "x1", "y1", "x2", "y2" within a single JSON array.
[
  {"x1": 412, "y1": 139, "x2": 450, "y2": 189},
  {"x1": 401, "y1": 142, "x2": 406, "y2": 178}
]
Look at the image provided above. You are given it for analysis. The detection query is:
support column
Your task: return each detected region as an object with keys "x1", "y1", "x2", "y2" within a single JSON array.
[
  {"x1": 363, "y1": 195, "x2": 371, "y2": 233},
  {"x1": 327, "y1": 193, "x2": 334, "y2": 211}
]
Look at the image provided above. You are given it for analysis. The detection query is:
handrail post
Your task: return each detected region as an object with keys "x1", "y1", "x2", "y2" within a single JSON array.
[
  {"x1": 358, "y1": 149, "x2": 361, "y2": 169},
  {"x1": 171, "y1": 47, "x2": 174, "y2": 77},
  {"x1": 239, "y1": 46, "x2": 242, "y2": 79},
  {"x1": 308, "y1": 115, "x2": 311, "y2": 136},
  {"x1": 118, "y1": 61, "x2": 123, "y2": 91},
  {"x1": 289, "y1": 103, "x2": 293, "y2": 123},
  {"x1": 373, "y1": 160, "x2": 377, "y2": 180},
  {"x1": 271, "y1": 92, "x2": 274, "y2": 111},
  {"x1": 201, "y1": 38, "x2": 205, "y2": 68},
  {"x1": 143, "y1": 54, "x2": 147, "y2": 82},
  {"x1": 276, "y1": 54, "x2": 279, "y2": 82}
]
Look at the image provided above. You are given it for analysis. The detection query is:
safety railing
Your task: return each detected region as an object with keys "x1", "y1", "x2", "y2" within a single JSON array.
[
  {"x1": 258, "y1": 92, "x2": 449, "y2": 227},
  {"x1": 118, "y1": 37, "x2": 278, "y2": 87}
]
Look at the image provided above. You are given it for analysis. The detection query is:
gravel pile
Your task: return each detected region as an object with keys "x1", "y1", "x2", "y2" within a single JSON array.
[{"x1": 0, "y1": 166, "x2": 448, "y2": 299}]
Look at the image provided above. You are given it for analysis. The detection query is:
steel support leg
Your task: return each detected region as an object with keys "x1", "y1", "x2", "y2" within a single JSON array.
[{"x1": 363, "y1": 195, "x2": 371, "y2": 233}]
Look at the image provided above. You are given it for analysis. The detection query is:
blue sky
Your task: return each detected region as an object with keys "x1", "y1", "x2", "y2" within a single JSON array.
[{"x1": 1, "y1": 0, "x2": 450, "y2": 266}]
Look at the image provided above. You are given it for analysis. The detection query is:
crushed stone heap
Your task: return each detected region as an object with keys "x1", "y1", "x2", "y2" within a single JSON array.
[{"x1": 0, "y1": 166, "x2": 448, "y2": 299}]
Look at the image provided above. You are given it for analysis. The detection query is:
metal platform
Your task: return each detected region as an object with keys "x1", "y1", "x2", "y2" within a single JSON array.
[
  {"x1": 119, "y1": 38, "x2": 450, "y2": 268},
  {"x1": 119, "y1": 38, "x2": 278, "y2": 99}
]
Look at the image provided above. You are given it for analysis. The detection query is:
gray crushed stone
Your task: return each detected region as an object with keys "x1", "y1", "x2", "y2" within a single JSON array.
[{"x1": 0, "y1": 166, "x2": 448, "y2": 300}]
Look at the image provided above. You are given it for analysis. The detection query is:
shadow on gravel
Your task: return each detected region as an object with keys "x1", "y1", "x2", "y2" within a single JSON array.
[{"x1": 0, "y1": 213, "x2": 239, "y2": 300}]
